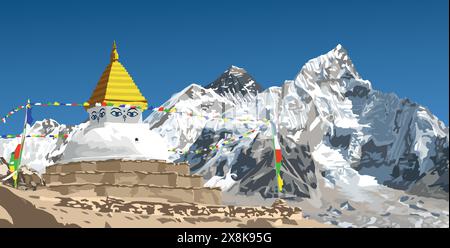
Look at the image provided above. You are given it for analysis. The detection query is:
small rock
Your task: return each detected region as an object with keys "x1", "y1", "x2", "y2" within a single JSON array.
[
  {"x1": 337, "y1": 222, "x2": 354, "y2": 228},
  {"x1": 366, "y1": 217, "x2": 377, "y2": 225},
  {"x1": 331, "y1": 209, "x2": 342, "y2": 216},
  {"x1": 399, "y1": 196, "x2": 409, "y2": 202},
  {"x1": 271, "y1": 199, "x2": 287, "y2": 207},
  {"x1": 19, "y1": 166, "x2": 44, "y2": 189},
  {"x1": 340, "y1": 201, "x2": 355, "y2": 211},
  {"x1": 408, "y1": 204, "x2": 427, "y2": 211},
  {"x1": 243, "y1": 218, "x2": 273, "y2": 228},
  {"x1": 431, "y1": 212, "x2": 440, "y2": 217}
]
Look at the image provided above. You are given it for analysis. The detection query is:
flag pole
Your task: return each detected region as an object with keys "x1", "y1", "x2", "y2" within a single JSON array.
[
  {"x1": 19, "y1": 99, "x2": 30, "y2": 152},
  {"x1": 13, "y1": 99, "x2": 30, "y2": 187},
  {"x1": 271, "y1": 120, "x2": 283, "y2": 197}
]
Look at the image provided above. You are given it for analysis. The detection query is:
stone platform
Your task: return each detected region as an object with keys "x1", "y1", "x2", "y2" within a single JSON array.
[{"x1": 42, "y1": 160, "x2": 221, "y2": 205}]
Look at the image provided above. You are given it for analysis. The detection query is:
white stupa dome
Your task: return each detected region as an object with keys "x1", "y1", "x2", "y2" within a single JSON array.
[{"x1": 60, "y1": 123, "x2": 169, "y2": 163}]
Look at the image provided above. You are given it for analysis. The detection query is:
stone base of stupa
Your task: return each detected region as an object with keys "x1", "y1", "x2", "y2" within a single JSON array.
[{"x1": 41, "y1": 159, "x2": 222, "y2": 205}]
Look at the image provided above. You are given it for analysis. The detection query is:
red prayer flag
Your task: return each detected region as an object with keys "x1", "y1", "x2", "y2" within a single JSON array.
[
  {"x1": 14, "y1": 144, "x2": 22, "y2": 160},
  {"x1": 275, "y1": 150, "x2": 282, "y2": 163}
]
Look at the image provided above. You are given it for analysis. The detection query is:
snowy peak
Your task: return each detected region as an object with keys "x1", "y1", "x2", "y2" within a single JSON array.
[
  {"x1": 28, "y1": 119, "x2": 62, "y2": 135},
  {"x1": 298, "y1": 44, "x2": 362, "y2": 83},
  {"x1": 144, "y1": 83, "x2": 233, "y2": 130},
  {"x1": 227, "y1": 65, "x2": 247, "y2": 76},
  {"x1": 327, "y1": 44, "x2": 358, "y2": 78},
  {"x1": 293, "y1": 44, "x2": 372, "y2": 102},
  {"x1": 205, "y1": 65, "x2": 263, "y2": 102},
  {"x1": 152, "y1": 83, "x2": 232, "y2": 111}
]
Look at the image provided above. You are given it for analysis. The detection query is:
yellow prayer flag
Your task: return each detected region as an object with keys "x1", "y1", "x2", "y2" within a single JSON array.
[{"x1": 277, "y1": 174, "x2": 283, "y2": 192}]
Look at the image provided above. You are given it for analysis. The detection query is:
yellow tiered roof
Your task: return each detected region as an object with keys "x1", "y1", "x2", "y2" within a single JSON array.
[{"x1": 87, "y1": 41, "x2": 148, "y2": 110}]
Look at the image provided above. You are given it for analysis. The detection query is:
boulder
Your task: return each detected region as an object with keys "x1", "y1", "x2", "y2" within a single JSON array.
[
  {"x1": 19, "y1": 166, "x2": 45, "y2": 190},
  {"x1": 2, "y1": 166, "x2": 45, "y2": 190}
]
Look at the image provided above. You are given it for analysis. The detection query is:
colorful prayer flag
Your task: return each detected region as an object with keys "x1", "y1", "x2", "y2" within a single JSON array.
[
  {"x1": 272, "y1": 123, "x2": 283, "y2": 193},
  {"x1": 8, "y1": 144, "x2": 22, "y2": 187},
  {"x1": 26, "y1": 104, "x2": 33, "y2": 126}
]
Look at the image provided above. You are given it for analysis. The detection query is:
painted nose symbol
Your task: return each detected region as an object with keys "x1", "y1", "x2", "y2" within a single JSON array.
[{"x1": 123, "y1": 115, "x2": 127, "y2": 122}]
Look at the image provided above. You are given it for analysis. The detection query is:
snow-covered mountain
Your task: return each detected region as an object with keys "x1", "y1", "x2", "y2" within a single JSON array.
[
  {"x1": 205, "y1": 65, "x2": 263, "y2": 104},
  {"x1": 146, "y1": 83, "x2": 234, "y2": 156},
  {"x1": 145, "y1": 44, "x2": 449, "y2": 202},
  {"x1": 1, "y1": 119, "x2": 73, "y2": 173},
  {"x1": 144, "y1": 44, "x2": 449, "y2": 227}
]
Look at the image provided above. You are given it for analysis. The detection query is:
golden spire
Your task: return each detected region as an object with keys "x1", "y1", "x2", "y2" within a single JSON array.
[
  {"x1": 110, "y1": 40, "x2": 119, "y2": 62},
  {"x1": 86, "y1": 41, "x2": 148, "y2": 110}
]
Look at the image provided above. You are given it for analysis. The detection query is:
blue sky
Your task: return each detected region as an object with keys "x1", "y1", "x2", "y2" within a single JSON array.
[{"x1": 0, "y1": 0, "x2": 448, "y2": 134}]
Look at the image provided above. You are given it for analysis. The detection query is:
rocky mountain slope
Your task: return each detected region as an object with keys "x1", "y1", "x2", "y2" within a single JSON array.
[{"x1": 145, "y1": 45, "x2": 448, "y2": 203}]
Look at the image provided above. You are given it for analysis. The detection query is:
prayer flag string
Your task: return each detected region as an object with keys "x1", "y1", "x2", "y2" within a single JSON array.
[{"x1": 168, "y1": 126, "x2": 261, "y2": 155}]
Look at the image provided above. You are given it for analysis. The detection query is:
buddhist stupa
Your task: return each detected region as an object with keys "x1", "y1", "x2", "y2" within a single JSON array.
[
  {"x1": 58, "y1": 42, "x2": 169, "y2": 162},
  {"x1": 86, "y1": 41, "x2": 148, "y2": 125}
]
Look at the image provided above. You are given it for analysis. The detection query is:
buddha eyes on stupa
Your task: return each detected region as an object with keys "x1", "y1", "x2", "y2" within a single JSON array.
[
  {"x1": 127, "y1": 109, "x2": 139, "y2": 118},
  {"x1": 99, "y1": 108, "x2": 106, "y2": 118},
  {"x1": 110, "y1": 108, "x2": 122, "y2": 117},
  {"x1": 91, "y1": 111, "x2": 98, "y2": 121}
]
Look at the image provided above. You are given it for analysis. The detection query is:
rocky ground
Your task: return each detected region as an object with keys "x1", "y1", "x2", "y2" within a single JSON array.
[
  {"x1": 0, "y1": 185, "x2": 328, "y2": 228},
  {"x1": 297, "y1": 192, "x2": 449, "y2": 228},
  {"x1": 221, "y1": 186, "x2": 449, "y2": 228},
  {"x1": 2, "y1": 163, "x2": 447, "y2": 228}
]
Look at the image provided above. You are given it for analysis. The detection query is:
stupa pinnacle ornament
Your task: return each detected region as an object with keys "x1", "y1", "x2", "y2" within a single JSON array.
[
  {"x1": 110, "y1": 40, "x2": 119, "y2": 62},
  {"x1": 86, "y1": 41, "x2": 148, "y2": 125}
]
